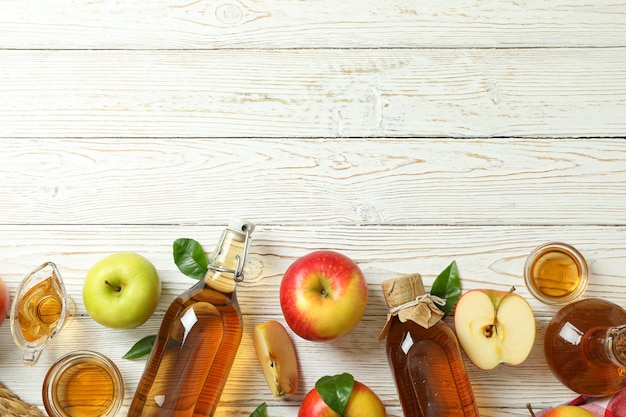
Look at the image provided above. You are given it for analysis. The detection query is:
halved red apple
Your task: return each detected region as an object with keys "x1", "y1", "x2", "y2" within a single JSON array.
[
  {"x1": 253, "y1": 320, "x2": 299, "y2": 397},
  {"x1": 454, "y1": 287, "x2": 536, "y2": 370}
]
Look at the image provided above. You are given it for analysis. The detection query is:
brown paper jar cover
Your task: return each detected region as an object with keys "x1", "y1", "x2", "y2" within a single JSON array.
[{"x1": 378, "y1": 273, "x2": 444, "y2": 340}]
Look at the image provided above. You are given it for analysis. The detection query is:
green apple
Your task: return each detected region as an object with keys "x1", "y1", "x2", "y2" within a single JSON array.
[{"x1": 83, "y1": 252, "x2": 161, "y2": 329}]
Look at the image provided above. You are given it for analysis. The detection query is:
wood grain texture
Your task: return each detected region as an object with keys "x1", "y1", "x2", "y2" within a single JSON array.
[
  {"x1": 0, "y1": 0, "x2": 624, "y2": 49},
  {"x1": 0, "y1": 49, "x2": 625, "y2": 138},
  {"x1": 0, "y1": 139, "x2": 625, "y2": 225},
  {"x1": 1, "y1": 222, "x2": 625, "y2": 414},
  {"x1": 1, "y1": 0, "x2": 625, "y2": 414}
]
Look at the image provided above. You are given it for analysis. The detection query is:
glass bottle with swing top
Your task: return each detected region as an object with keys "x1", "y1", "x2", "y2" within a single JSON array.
[{"x1": 128, "y1": 219, "x2": 254, "y2": 417}]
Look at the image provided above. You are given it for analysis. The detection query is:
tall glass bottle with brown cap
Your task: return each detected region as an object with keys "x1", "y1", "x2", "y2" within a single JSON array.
[
  {"x1": 127, "y1": 219, "x2": 254, "y2": 417},
  {"x1": 378, "y1": 273, "x2": 480, "y2": 417}
]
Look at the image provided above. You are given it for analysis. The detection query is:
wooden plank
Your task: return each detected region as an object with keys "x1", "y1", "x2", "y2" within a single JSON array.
[
  {"x1": 1, "y1": 222, "x2": 625, "y2": 413},
  {"x1": 0, "y1": 317, "x2": 577, "y2": 414},
  {"x1": 1, "y1": 49, "x2": 624, "y2": 138},
  {"x1": 0, "y1": 0, "x2": 624, "y2": 49},
  {"x1": 0, "y1": 139, "x2": 625, "y2": 225},
  {"x1": 0, "y1": 224, "x2": 624, "y2": 314},
  {"x1": 1, "y1": 0, "x2": 621, "y2": 415},
  {"x1": 0, "y1": 314, "x2": 575, "y2": 415}
]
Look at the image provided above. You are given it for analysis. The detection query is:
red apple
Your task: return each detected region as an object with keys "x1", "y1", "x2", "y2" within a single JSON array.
[
  {"x1": 280, "y1": 250, "x2": 368, "y2": 341},
  {"x1": 528, "y1": 404, "x2": 595, "y2": 417},
  {"x1": 0, "y1": 277, "x2": 8, "y2": 327},
  {"x1": 298, "y1": 380, "x2": 386, "y2": 417},
  {"x1": 542, "y1": 407, "x2": 595, "y2": 417}
]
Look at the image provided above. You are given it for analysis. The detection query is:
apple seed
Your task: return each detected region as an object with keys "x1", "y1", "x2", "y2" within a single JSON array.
[{"x1": 485, "y1": 324, "x2": 494, "y2": 338}]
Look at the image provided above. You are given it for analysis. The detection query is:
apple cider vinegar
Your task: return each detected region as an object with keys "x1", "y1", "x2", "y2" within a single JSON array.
[
  {"x1": 524, "y1": 242, "x2": 588, "y2": 305},
  {"x1": 544, "y1": 298, "x2": 626, "y2": 396},
  {"x1": 11, "y1": 261, "x2": 74, "y2": 366},
  {"x1": 127, "y1": 219, "x2": 255, "y2": 417},
  {"x1": 43, "y1": 351, "x2": 124, "y2": 417},
  {"x1": 379, "y1": 274, "x2": 479, "y2": 417},
  {"x1": 55, "y1": 359, "x2": 116, "y2": 416},
  {"x1": 17, "y1": 277, "x2": 64, "y2": 342}
]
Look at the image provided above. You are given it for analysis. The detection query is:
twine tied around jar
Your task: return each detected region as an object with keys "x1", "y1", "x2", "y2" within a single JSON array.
[
  {"x1": 388, "y1": 293, "x2": 446, "y2": 316},
  {"x1": 378, "y1": 273, "x2": 446, "y2": 340}
]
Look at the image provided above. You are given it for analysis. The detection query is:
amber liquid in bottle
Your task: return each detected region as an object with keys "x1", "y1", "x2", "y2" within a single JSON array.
[
  {"x1": 386, "y1": 318, "x2": 480, "y2": 417},
  {"x1": 381, "y1": 274, "x2": 479, "y2": 417},
  {"x1": 544, "y1": 298, "x2": 626, "y2": 396},
  {"x1": 128, "y1": 221, "x2": 253, "y2": 417}
]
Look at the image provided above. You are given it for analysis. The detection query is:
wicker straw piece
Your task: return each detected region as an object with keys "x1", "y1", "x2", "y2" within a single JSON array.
[{"x1": 0, "y1": 382, "x2": 45, "y2": 416}]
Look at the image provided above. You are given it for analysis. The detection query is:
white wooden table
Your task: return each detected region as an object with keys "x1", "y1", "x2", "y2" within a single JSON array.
[{"x1": 1, "y1": 1, "x2": 625, "y2": 416}]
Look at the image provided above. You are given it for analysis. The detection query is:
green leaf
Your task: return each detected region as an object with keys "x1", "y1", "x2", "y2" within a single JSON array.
[
  {"x1": 173, "y1": 238, "x2": 208, "y2": 280},
  {"x1": 123, "y1": 334, "x2": 156, "y2": 360},
  {"x1": 430, "y1": 260, "x2": 462, "y2": 318},
  {"x1": 315, "y1": 373, "x2": 354, "y2": 417},
  {"x1": 249, "y1": 402, "x2": 267, "y2": 417}
]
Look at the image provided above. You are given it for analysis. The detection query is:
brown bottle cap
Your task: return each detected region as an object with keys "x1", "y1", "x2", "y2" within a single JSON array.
[{"x1": 377, "y1": 273, "x2": 445, "y2": 341}]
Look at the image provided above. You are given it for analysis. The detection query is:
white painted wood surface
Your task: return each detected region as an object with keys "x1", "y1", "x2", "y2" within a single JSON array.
[{"x1": 0, "y1": 1, "x2": 625, "y2": 416}]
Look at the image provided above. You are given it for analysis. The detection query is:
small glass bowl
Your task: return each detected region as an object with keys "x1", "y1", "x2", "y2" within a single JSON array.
[
  {"x1": 524, "y1": 241, "x2": 589, "y2": 306},
  {"x1": 43, "y1": 350, "x2": 124, "y2": 417}
]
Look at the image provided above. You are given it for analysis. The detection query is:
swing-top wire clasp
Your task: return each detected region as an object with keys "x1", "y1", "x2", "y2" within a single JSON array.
[{"x1": 207, "y1": 220, "x2": 253, "y2": 282}]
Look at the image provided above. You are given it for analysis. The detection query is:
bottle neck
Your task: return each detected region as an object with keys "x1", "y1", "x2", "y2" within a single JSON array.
[
  {"x1": 583, "y1": 325, "x2": 626, "y2": 368},
  {"x1": 607, "y1": 325, "x2": 626, "y2": 367},
  {"x1": 204, "y1": 228, "x2": 249, "y2": 294}
]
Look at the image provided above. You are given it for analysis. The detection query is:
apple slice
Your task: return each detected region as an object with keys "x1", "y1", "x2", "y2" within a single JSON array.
[
  {"x1": 454, "y1": 287, "x2": 536, "y2": 370},
  {"x1": 253, "y1": 320, "x2": 299, "y2": 397}
]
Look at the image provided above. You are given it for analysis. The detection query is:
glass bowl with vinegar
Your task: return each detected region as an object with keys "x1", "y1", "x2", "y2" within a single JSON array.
[
  {"x1": 43, "y1": 350, "x2": 124, "y2": 417},
  {"x1": 524, "y1": 242, "x2": 589, "y2": 305}
]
